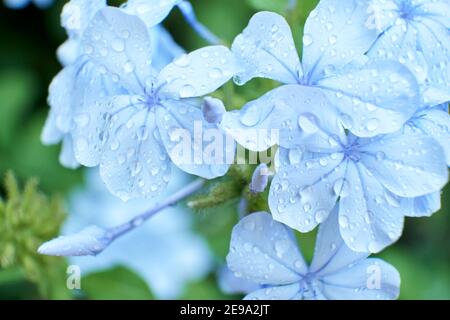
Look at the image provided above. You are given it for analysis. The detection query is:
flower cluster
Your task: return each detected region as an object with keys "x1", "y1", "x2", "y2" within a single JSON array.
[{"x1": 40, "y1": 0, "x2": 449, "y2": 300}]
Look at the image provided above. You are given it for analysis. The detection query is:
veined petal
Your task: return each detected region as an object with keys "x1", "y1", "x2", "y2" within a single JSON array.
[
  {"x1": 244, "y1": 283, "x2": 302, "y2": 300},
  {"x1": 61, "y1": 0, "x2": 106, "y2": 38},
  {"x1": 99, "y1": 102, "x2": 171, "y2": 201},
  {"x1": 408, "y1": 108, "x2": 450, "y2": 166},
  {"x1": 360, "y1": 132, "x2": 448, "y2": 197},
  {"x1": 269, "y1": 153, "x2": 347, "y2": 233},
  {"x1": 302, "y1": 0, "x2": 378, "y2": 83},
  {"x1": 122, "y1": 0, "x2": 180, "y2": 28},
  {"x1": 316, "y1": 60, "x2": 420, "y2": 137},
  {"x1": 339, "y1": 161, "x2": 405, "y2": 253},
  {"x1": 310, "y1": 205, "x2": 368, "y2": 276},
  {"x1": 226, "y1": 212, "x2": 306, "y2": 286},
  {"x1": 221, "y1": 85, "x2": 346, "y2": 152},
  {"x1": 60, "y1": 135, "x2": 80, "y2": 169},
  {"x1": 81, "y1": 7, "x2": 153, "y2": 94},
  {"x1": 231, "y1": 11, "x2": 301, "y2": 85},
  {"x1": 158, "y1": 46, "x2": 237, "y2": 99},
  {"x1": 403, "y1": 192, "x2": 441, "y2": 218},
  {"x1": 320, "y1": 258, "x2": 400, "y2": 300},
  {"x1": 156, "y1": 99, "x2": 234, "y2": 179}
]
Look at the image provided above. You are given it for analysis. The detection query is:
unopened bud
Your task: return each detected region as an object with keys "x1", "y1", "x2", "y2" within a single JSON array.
[
  {"x1": 38, "y1": 225, "x2": 111, "y2": 257},
  {"x1": 202, "y1": 97, "x2": 226, "y2": 124},
  {"x1": 249, "y1": 163, "x2": 270, "y2": 194}
]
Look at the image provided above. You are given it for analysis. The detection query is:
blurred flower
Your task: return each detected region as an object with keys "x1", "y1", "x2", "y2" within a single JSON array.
[
  {"x1": 63, "y1": 167, "x2": 213, "y2": 299},
  {"x1": 3, "y1": 0, "x2": 53, "y2": 9},
  {"x1": 227, "y1": 209, "x2": 400, "y2": 300}
]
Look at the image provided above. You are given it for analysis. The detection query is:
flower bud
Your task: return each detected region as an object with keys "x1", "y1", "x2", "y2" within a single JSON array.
[
  {"x1": 202, "y1": 97, "x2": 226, "y2": 124},
  {"x1": 249, "y1": 163, "x2": 270, "y2": 194},
  {"x1": 38, "y1": 225, "x2": 111, "y2": 257}
]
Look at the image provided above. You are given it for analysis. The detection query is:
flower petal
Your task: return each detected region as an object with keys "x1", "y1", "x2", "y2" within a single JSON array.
[
  {"x1": 123, "y1": 0, "x2": 179, "y2": 28},
  {"x1": 221, "y1": 85, "x2": 346, "y2": 152},
  {"x1": 244, "y1": 283, "x2": 302, "y2": 300},
  {"x1": 158, "y1": 46, "x2": 236, "y2": 99},
  {"x1": 310, "y1": 205, "x2": 368, "y2": 275},
  {"x1": 269, "y1": 153, "x2": 347, "y2": 233},
  {"x1": 156, "y1": 99, "x2": 234, "y2": 179},
  {"x1": 98, "y1": 100, "x2": 171, "y2": 201},
  {"x1": 231, "y1": 11, "x2": 301, "y2": 85},
  {"x1": 360, "y1": 132, "x2": 448, "y2": 197},
  {"x1": 81, "y1": 7, "x2": 153, "y2": 94},
  {"x1": 409, "y1": 108, "x2": 450, "y2": 166},
  {"x1": 226, "y1": 212, "x2": 306, "y2": 286},
  {"x1": 302, "y1": 0, "x2": 378, "y2": 83},
  {"x1": 404, "y1": 192, "x2": 441, "y2": 218},
  {"x1": 316, "y1": 60, "x2": 420, "y2": 137},
  {"x1": 339, "y1": 161, "x2": 405, "y2": 253},
  {"x1": 320, "y1": 258, "x2": 400, "y2": 300}
]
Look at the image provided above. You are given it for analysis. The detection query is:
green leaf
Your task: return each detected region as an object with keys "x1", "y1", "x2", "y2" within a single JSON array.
[
  {"x1": 181, "y1": 276, "x2": 230, "y2": 300},
  {"x1": 82, "y1": 266, "x2": 154, "y2": 300}
]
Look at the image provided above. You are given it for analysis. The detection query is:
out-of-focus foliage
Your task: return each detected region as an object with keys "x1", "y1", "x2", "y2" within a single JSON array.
[
  {"x1": 0, "y1": 0, "x2": 448, "y2": 300},
  {"x1": 0, "y1": 172, "x2": 70, "y2": 299}
]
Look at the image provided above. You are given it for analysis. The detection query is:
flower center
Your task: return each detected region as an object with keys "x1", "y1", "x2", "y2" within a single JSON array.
[
  {"x1": 301, "y1": 273, "x2": 323, "y2": 299},
  {"x1": 343, "y1": 140, "x2": 362, "y2": 162}
]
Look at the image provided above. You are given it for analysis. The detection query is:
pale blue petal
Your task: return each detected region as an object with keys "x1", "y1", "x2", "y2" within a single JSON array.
[
  {"x1": 408, "y1": 108, "x2": 450, "y2": 166},
  {"x1": 57, "y1": 40, "x2": 79, "y2": 67},
  {"x1": 46, "y1": 66, "x2": 77, "y2": 135},
  {"x1": 81, "y1": 7, "x2": 153, "y2": 94},
  {"x1": 4, "y1": 0, "x2": 29, "y2": 9},
  {"x1": 320, "y1": 258, "x2": 400, "y2": 300},
  {"x1": 316, "y1": 60, "x2": 420, "y2": 137},
  {"x1": 158, "y1": 46, "x2": 237, "y2": 99},
  {"x1": 122, "y1": 0, "x2": 180, "y2": 28},
  {"x1": 339, "y1": 161, "x2": 405, "y2": 253},
  {"x1": 360, "y1": 132, "x2": 448, "y2": 197},
  {"x1": 310, "y1": 205, "x2": 368, "y2": 275},
  {"x1": 302, "y1": 0, "x2": 378, "y2": 83},
  {"x1": 404, "y1": 192, "x2": 441, "y2": 218},
  {"x1": 231, "y1": 11, "x2": 301, "y2": 85},
  {"x1": 41, "y1": 111, "x2": 64, "y2": 145},
  {"x1": 61, "y1": 0, "x2": 106, "y2": 38},
  {"x1": 150, "y1": 26, "x2": 185, "y2": 71},
  {"x1": 221, "y1": 85, "x2": 346, "y2": 152},
  {"x1": 156, "y1": 99, "x2": 235, "y2": 179},
  {"x1": 420, "y1": 0, "x2": 450, "y2": 29},
  {"x1": 226, "y1": 212, "x2": 307, "y2": 286},
  {"x1": 269, "y1": 153, "x2": 346, "y2": 233},
  {"x1": 70, "y1": 62, "x2": 125, "y2": 167},
  {"x1": 218, "y1": 266, "x2": 261, "y2": 295},
  {"x1": 60, "y1": 135, "x2": 80, "y2": 169},
  {"x1": 414, "y1": 18, "x2": 450, "y2": 105},
  {"x1": 97, "y1": 97, "x2": 171, "y2": 201},
  {"x1": 244, "y1": 283, "x2": 302, "y2": 300}
]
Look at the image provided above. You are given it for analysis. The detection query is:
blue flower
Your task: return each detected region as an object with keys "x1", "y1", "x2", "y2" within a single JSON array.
[
  {"x1": 64, "y1": 167, "x2": 213, "y2": 299},
  {"x1": 68, "y1": 7, "x2": 236, "y2": 200},
  {"x1": 366, "y1": 0, "x2": 450, "y2": 106},
  {"x1": 4, "y1": 0, "x2": 53, "y2": 9},
  {"x1": 259, "y1": 85, "x2": 448, "y2": 252},
  {"x1": 43, "y1": 2, "x2": 185, "y2": 172},
  {"x1": 227, "y1": 210, "x2": 401, "y2": 300},
  {"x1": 222, "y1": 5, "x2": 420, "y2": 144}
]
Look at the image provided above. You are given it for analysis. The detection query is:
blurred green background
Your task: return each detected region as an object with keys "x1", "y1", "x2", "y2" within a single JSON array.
[{"x1": 0, "y1": 0, "x2": 448, "y2": 300}]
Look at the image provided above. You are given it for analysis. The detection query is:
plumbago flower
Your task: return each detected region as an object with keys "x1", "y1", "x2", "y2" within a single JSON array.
[
  {"x1": 69, "y1": 7, "x2": 236, "y2": 201},
  {"x1": 42, "y1": 0, "x2": 184, "y2": 169},
  {"x1": 365, "y1": 0, "x2": 450, "y2": 215},
  {"x1": 3, "y1": 0, "x2": 52, "y2": 9},
  {"x1": 220, "y1": 3, "x2": 449, "y2": 252},
  {"x1": 222, "y1": 2, "x2": 421, "y2": 145},
  {"x1": 267, "y1": 86, "x2": 447, "y2": 253},
  {"x1": 366, "y1": 0, "x2": 450, "y2": 105},
  {"x1": 227, "y1": 210, "x2": 401, "y2": 300},
  {"x1": 63, "y1": 168, "x2": 212, "y2": 299}
]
